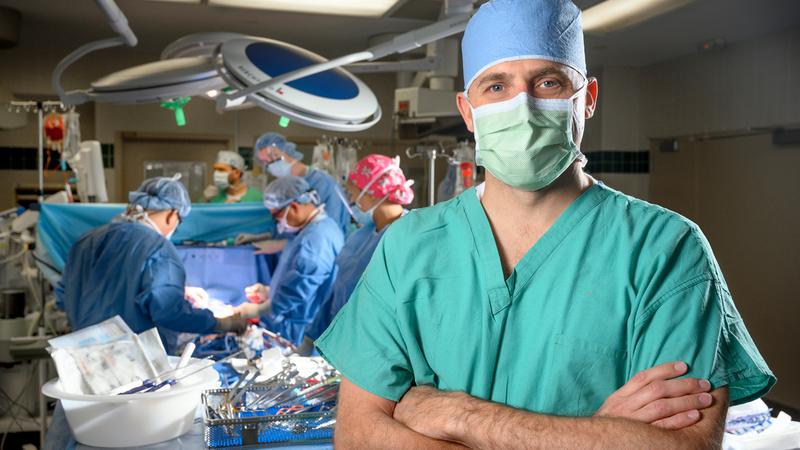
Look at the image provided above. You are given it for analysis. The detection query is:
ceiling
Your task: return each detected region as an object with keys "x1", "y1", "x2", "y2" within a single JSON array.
[{"x1": 0, "y1": 0, "x2": 798, "y2": 67}]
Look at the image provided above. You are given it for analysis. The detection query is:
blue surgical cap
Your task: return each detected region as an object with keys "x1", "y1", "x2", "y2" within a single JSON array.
[
  {"x1": 262, "y1": 176, "x2": 320, "y2": 210},
  {"x1": 462, "y1": 0, "x2": 586, "y2": 92},
  {"x1": 129, "y1": 176, "x2": 191, "y2": 218},
  {"x1": 255, "y1": 132, "x2": 302, "y2": 161}
]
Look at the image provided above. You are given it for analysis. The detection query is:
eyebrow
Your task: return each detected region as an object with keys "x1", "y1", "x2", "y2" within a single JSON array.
[
  {"x1": 475, "y1": 64, "x2": 573, "y2": 90},
  {"x1": 475, "y1": 72, "x2": 513, "y2": 89}
]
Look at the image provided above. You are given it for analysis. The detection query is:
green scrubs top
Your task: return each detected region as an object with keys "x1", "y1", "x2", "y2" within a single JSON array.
[
  {"x1": 208, "y1": 186, "x2": 263, "y2": 204},
  {"x1": 316, "y1": 183, "x2": 775, "y2": 416}
]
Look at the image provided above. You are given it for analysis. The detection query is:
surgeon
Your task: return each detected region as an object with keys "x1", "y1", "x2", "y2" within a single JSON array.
[
  {"x1": 255, "y1": 132, "x2": 351, "y2": 235},
  {"x1": 235, "y1": 176, "x2": 343, "y2": 345},
  {"x1": 204, "y1": 150, "x2": 262, "y2": 203},
  {"x1": 48, "y1": 176, "x2": 247, "y2": 450},
  {"x1": 315, "y1": 1, "x2": 775, "y2": 448},
  {"x1": 301, "y1": 155, "x2": 414, "y2": 352}
]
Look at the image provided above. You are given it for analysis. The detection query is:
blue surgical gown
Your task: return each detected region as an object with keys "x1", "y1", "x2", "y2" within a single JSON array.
[
  {"x1": 306, "y1": 213, "x2": 406, "y2": 341},
  {"x1": 264, "y1": 214, "x2": 343, "y2": 345},
  {"x1": 48, "y1": 222, "x2": 218, "y2": 450},
  {"x1": 306, "y1": 169, "x2": 352, "y2": 236},
  {"x1": 56, "y1": 222, "x2": 217, "y2": 352}
]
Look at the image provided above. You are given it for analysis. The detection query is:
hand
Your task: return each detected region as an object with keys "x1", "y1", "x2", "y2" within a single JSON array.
[
  {"x1": 184, "y1": 286, "x2": 210, "y2": 308},
  {"x1": 252, "y1": 239, "x2": 287, "y2": 255},
  {"x1": 595, "y1": 361, "x2": 713, "y2": 430},
  {"x1": 245, "y1": 283, "x2": 270, "y2": 303},
  {"x1": 234, "y1": 301, "x2": 269, "y2": 319},
  {"x1": 215, "y1": 313, "x2": 247, "y2": 334},
  {"x1": 393, "y1": 386, "x2": 468, "y2": 442},
  {"x1": 203, "y1": 184, "x2": 219, "y2": 200}
]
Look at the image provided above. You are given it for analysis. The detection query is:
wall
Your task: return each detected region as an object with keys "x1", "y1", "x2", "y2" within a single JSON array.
[
  {"x1": 644, "y1": 26, "x2": 800, "y2": 409},
  {"x1": 640, "y1": 26, "x2": 800, "y2": 140},
  {"x1": 585, "y1": 65, "x2": 650, "y2": 200}
]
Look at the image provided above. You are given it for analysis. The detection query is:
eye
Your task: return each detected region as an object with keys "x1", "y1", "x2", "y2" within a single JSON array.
[
  {"x1": 487, "y1": 84, "x2": 504, "y2": 94},
  {"x1": 539, "y1": 79, "x2": 561, "y2": 89}
]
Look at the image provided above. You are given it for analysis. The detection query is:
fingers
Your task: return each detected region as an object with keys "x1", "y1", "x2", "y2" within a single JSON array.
[
  {"x1": 627, "y1": 377, "x2": 712, "y2": 412},
  {"x1": 636, "y1": 392, "x2": 713, "y2": 424},
  {"x1": 615, "y1": 361, "x2": 689, "y2": 396},
  {"x1": 651, "y1": 409, "x2": 702, "y2": 430}
]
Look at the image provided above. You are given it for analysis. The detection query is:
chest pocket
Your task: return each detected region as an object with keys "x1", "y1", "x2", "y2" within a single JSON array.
[{"x1": 550, "y1": 334, "x2": 627, "y2": 416}]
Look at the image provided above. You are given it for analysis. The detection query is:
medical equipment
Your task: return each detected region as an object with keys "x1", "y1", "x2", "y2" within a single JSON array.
[
  {"x1": 41, "y1": 355, "x2": 220, "y2": 448},
  {"x1": 311, "y1": 137, "x2": 337, "y2": 176},
  {"x1": 201, "y1": 364, "x2": 339, "y2": 448},
  {"x1": 53, "y1": 1, "x2": 472, "y2": 132},
  {"x1": 70, "y1": 140, "x2": 108, "y2": 203},
  {"x1": 46, "y1": 318, "x2": 173, "y2": 395},
  {"x1": 144, "y1": 160, "x2": 208, "y2": 203},
  {"x1": 437, "y1": 141, "x2": 476, "y2": 202}
]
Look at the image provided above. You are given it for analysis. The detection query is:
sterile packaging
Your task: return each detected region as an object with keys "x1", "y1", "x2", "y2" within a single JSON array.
[{"x1": 46, "y1": 316, "x2": 171, "y2": 395}]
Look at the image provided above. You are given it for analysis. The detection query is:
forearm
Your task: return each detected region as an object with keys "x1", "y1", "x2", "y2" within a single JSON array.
[
  {"x1": 451, "y1": 394, "x2": 721, "y2": 450},
  {"x1": 335, "y1": 410, "x2": 467, "y2": 450}
]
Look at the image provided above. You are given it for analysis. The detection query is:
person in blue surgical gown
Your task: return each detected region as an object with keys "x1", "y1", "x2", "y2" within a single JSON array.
[
  {"x1": 300, "y1": 154, "x2": 414, "y2": 353},
  {"x1": 255, "y1": 132, "x2": 352, "y2": 236},
  {"x1": 46, "y1": 176, "x2": 247, "y2": 450},
  {"x1": 235, "y1": 176, "x2": 343, "y2": 346}
]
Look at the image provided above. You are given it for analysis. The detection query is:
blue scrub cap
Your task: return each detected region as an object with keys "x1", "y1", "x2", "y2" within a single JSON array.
[
  {"x1": 461, "y1": 0, "x2": 586, "y2": 92},
  {"x1": 128, "y1": 176, "x2": 192, "y2": 218},
  {"x1": 255, "y1": 132, "x2": 302, "y2": 161},
  {"x1": 262, "y1": 176, "x2": 320, "y2": 210}
]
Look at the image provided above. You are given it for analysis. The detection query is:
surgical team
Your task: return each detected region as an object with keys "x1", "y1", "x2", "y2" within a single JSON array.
[{"x1": 48, "y1": 0, "x2": 775, "y2": 448}]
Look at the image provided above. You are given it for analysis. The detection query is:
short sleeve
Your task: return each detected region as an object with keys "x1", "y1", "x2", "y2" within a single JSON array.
[
  {"x1": 315, "y1": 239, "x2": 413, "y2": 401},
  {"x1": 630, "y1": 277, "x2": 775, "y2": 405}
]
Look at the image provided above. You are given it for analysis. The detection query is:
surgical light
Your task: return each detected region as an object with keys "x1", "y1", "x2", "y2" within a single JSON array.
[
  {"x1": 207, "y1": 0, "x2": 402, "y2": 17},
  {"x1": 582, "y1": 0, "x2": 694, "y2": 34},
  {"x1": 206, "y1": 89, "x2": 219, "y2": 98}
]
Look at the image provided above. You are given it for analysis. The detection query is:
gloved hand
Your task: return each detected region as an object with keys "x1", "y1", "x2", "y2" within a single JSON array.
[
  {"x1": 234, "y1": 301, "x2": 270, "y2": 319},
  {"x1": 252, "y1": 239, "x2": 288, "y2": 255},
  {"x1": 234, "y1": 232, "x2": 274, "y2": 246},
  {"x1": 184, "y1": 286, "x2": 210, "y2": 308},
  {"x1": 214, "y1": 313, "x2": 247, "y2": 334},
  {"x1": 203, "y1": 184, "x2": 219, "y2": 200},
  {"x1": 245, "y1": 283, "x2": 270, "y2": 304}
]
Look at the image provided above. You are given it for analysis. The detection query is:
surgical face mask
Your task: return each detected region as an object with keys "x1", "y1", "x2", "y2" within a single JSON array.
[
  {"x1": 470, "y1": 88, "x2": 585, "y2": 191},
  {"x1": 267, "y1": 159, "x2": 295, "y2": 178},
  {"x1": 213, "y1": 170, "x2": 230, "y2": 189},
  {"x1": 352, "y1": 194, "x2": 388, "y2": 227},
  {"x1": 276, "y1": 208, "x2": 301, "y2": 235}
]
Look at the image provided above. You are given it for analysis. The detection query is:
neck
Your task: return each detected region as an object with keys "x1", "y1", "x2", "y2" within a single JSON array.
[
  {"x1": 227, "y1": 180, "x2": 247, "y2": 195},
  {"x1": 291, "y1": 162, "x2": 309, "y2": 177},
  {"x1": 481, "y1": 161, "x2": 594, "y2": 277},
  {"x1": 373, "y1": 203, "x2": 404, "y2": 232}
]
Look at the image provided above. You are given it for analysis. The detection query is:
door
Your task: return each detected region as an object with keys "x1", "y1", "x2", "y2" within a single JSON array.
[{"x1": 120, "y1": 133, "x2": 231, "y2": 202}]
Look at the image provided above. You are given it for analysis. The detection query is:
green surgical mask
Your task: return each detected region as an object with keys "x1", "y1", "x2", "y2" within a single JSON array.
[{"x1": 471, "y1": 90, "x2": 585, "y2": 191}]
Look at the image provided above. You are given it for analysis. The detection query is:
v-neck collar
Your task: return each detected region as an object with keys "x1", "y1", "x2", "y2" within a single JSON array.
[{"x1": 462, "y1": 183, "x2": 610, "y2": 315}]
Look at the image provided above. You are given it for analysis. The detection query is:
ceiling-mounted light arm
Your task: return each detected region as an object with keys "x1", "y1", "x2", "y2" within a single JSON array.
[
  {"x1": 365, "y1": 13, "x2": 470, "y2": 59},
  {"x1": 95, "y1": 0, "x2": 138, "y2": 47},
  {"x1": 346, "y1": 56, "x2": 439, "y2": 74},
  {"x1": 218, "y1": 13, "x2": 471, "y2": 107},
  {"x1": 52, "y1": 0, "x2": 138, "y2": 106}
]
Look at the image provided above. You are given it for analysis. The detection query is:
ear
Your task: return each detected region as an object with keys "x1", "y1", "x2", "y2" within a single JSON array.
[
  {"x1": 456, "y1": 92, "x2": 475, "y2": 133},
  {"x1": 584, "y1": 77, "x2": 599, "y2": 119}
]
